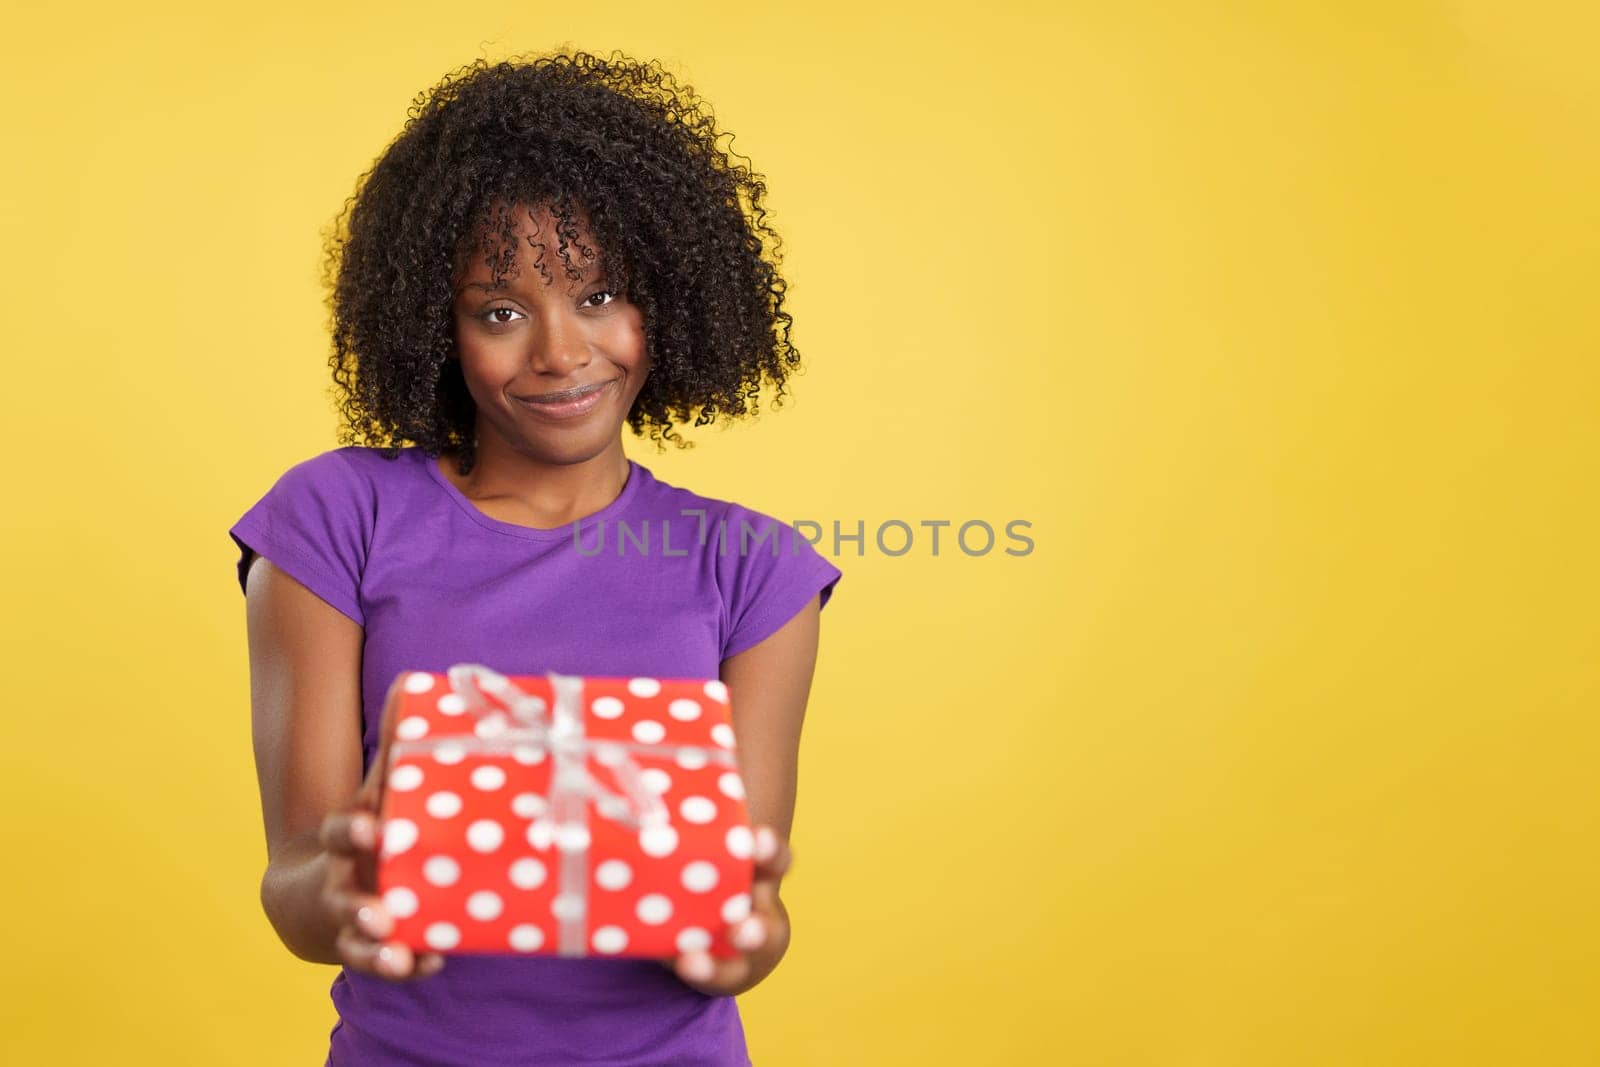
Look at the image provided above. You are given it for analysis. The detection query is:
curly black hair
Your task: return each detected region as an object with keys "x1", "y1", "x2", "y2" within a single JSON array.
[{"x1": 320, "y1": 48, "x2": 803, "y2": 474}]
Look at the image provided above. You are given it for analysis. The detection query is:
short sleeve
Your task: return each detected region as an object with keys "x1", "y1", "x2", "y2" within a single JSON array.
[
  {"x1": 715, "y1": 500, "x2": 843, "y2": 661},
  {"x1": 228, "y1": 449, "x2": 373, "y2": 626}
]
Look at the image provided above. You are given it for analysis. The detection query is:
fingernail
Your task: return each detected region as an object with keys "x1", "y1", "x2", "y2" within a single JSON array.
[
  {"x1": 351, "y1": 815, "x2": 374, "y2": 848},
  {"x1": 683, "y1": 952, "x2": 715, "y2": 982},
  {"x1": 734, "y1": 917, "x2": 766, "y2": 951},
  {"x1": 357, "y1": 904, "x2": 392, "y2": 938},
  {"x1": 755, "y1": 827, "x2": 778, "y2": 862},
  {"x1": 376, "y1": 944, "x2": 398, "y2": 973}
]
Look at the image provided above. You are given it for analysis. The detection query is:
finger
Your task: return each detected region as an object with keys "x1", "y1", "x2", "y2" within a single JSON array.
[
  {"x1": 320, "y1": 809, "x2": 378, "y2": 857},
  {"x1": 338, "y1": 928, "x2": 436, "y2": 983},
  {"x1": 749, "y1": 828, "x2": 792, "y2": 915},
  {"x1": 674, "y1": 949, "x2": 751, "y2": 993},
  {"x1": 730, "y1": 915, "x2": 769, "y2": 953},
  {"x1": 323, "y1": 849, "x2": 358, "y2": 914},
  {"x1": 752, "y1": 874, "x2": 781, "y2": 915},
  {"x1": 750, "y1": 826, "x2": 792, "y2": 882},
  {"x1": 328, "y1": 887, "x2": 444, "y2": 980},
  {"x1": 671, "y1": 950, "x2": 713, "y2": 984},
  {"x1": 324, "y1": 884, "x2": 395, "y2": 940},
  {"x1": 337, "y1": 924, "x2": 403, "y2": 978}
]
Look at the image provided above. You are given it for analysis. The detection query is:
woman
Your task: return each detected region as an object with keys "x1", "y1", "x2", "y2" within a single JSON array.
[{"x1": 230, "y1": 50, "x2": 841, "y2": 1066}]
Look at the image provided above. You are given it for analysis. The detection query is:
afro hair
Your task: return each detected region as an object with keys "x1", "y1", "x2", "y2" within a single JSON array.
[{"x1": 320, "y1": 48, "x2": 805, "y2": 474}]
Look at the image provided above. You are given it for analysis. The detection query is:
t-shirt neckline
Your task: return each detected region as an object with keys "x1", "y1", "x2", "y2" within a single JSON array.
[{"x1": 419, "y1": 448, "x2": 647, "y2": 541}]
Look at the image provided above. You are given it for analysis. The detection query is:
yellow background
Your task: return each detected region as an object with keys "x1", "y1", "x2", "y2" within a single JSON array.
[{"x1": 3, "y1": 2, "x2": 1596, "y2": 1063}]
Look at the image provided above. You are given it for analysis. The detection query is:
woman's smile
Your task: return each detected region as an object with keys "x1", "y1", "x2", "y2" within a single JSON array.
[{"x1": 509, "y1": 377, "x2": 617, "y2": 422}]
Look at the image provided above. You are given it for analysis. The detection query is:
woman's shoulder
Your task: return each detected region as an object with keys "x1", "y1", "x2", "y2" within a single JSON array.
[
  {"x1": 326, "y1": 443, "x2": 425, "y2": 474},
  {"x1": 264, "y1": 442, "x2": 399, "y2": 475},
  {"x1": 633, "y1": 467, "x2": 842, "y2": 657},
  {"x1": 631, "y1": 463, "x2": 779, "y2": 527},
  {"x1": 245, "y1": 446, "x2": 432, "y2": 522},
  {"x1": 635, "y1": 465, "x2": 836, "y2": 577},
  {"x1": 294, "y1": 443, "x2": 430, "y2": 491}
]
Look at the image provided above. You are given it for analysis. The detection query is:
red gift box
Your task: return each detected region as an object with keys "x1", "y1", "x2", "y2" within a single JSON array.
[{"x1": 373, "y1": 664, "x2": 755, "y2": 960}]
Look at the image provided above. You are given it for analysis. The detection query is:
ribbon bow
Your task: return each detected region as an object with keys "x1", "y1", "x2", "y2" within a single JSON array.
[{"x1": 443, "y1": 664, "x2": 671, "y2": 841}]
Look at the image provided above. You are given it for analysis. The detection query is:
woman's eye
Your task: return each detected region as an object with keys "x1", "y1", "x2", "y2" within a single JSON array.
[{"x1": 477, "y1": 293, "x2": 615, "y2": 325}]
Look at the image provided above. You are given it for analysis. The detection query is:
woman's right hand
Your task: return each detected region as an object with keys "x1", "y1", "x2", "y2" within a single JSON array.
[{"x1": 318, "y1": 672, "x2": 446, "y2": 981}]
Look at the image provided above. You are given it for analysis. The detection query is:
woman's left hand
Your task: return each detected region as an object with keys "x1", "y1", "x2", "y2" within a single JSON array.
[{"x1": 664, "y1": 824, "x2": 792, "y2": 997}]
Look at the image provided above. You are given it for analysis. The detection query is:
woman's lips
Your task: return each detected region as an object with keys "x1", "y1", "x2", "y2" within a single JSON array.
[{"x1": 510, "y1": 379, "x2": 616, "y2": 421}]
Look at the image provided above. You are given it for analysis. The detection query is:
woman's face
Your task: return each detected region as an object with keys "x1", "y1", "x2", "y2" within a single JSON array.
[{"x1": 450, "y1": 201, "x2": 649, "y2": 464}]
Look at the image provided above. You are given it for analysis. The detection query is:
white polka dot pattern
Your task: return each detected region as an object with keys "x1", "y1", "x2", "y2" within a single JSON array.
[
  {"x1": 680, "y1": 796, "x2": 717, "y2": 824},
  {"x1": 681, "y1": 861, "x2": 719, "y2": 893},
  {"x1": 396, "y1": 716, "x2": 429, "y2": 741},
  {"x1": 383, "y1": 886, "x2": 419, "y2": 918},
  {"x1": 467, "y1": 891, "x2": 503, "y2": 921},
  {"x1": 725, "y1": 826, "x2": 754, "y2": 860},
  {"x1": 595, "y1": 860, "x2": 632, "y2": 890},
  {"x1": 640, "y1": 824, "x2": 679, "y2": 858},
  {"x1": 425, "y1": 791, "x2": 463, "y2": 819},
  {"x1": 632, "y1": 720, "x2": 667, "y2": 744},
  {"x1": 425, "y1": 922, "x2": 461, "y2": 950},
  {"x1": 511, "y1": 792, "x2": 548, "y2": 819},
  {"x1": 592, "y1": 926, "x2": 628, "y2": 954},
  {"x1": 375, "y1": 670, "x2": 757, "y2": 960},
  {"x1": 636, "y1": 894, "x2": 673, "y2": 924},
  {"x1": 381, "y1": 819, "x2": 418, "y2": 857},
  {"x1": 389, "y1": 765, "x2": 424, "y2": 792},
  {"x1": 509, "y1": 924, "x2": 544, "y2": 951},
  {"x1": 508, "y1": 857, "x2": 547, "y2": 889},
  {"x1": 423, "y1": 856, "x2": 460, "y2": 886},
  {"x1": 466, "y1": 819, "x2": 504, "y2": 853},
  {"x1": 471, "y1": 765, "x2": 507, "y2": 791}
]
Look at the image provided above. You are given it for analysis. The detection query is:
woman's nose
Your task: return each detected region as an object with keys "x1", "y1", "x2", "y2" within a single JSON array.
[{"x1": 525, "y1": 310, "x2": 591, "y2": 375}]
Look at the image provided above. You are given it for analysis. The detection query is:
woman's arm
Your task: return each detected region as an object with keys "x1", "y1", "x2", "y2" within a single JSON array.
[
  {"x1": 670, "y1": 592, "x2": 823, "y2": 996},
  {"x1": 724, "y1": 593, "x2": 823, "y2": 845},
  {"x1": 243, "y1": 554, "x2": 366, "y2": 963}
]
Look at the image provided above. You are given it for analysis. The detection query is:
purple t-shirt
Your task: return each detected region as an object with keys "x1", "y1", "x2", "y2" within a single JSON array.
[{"x1": 228, "y1": 445, "x2": 842, "y2": 1066}]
